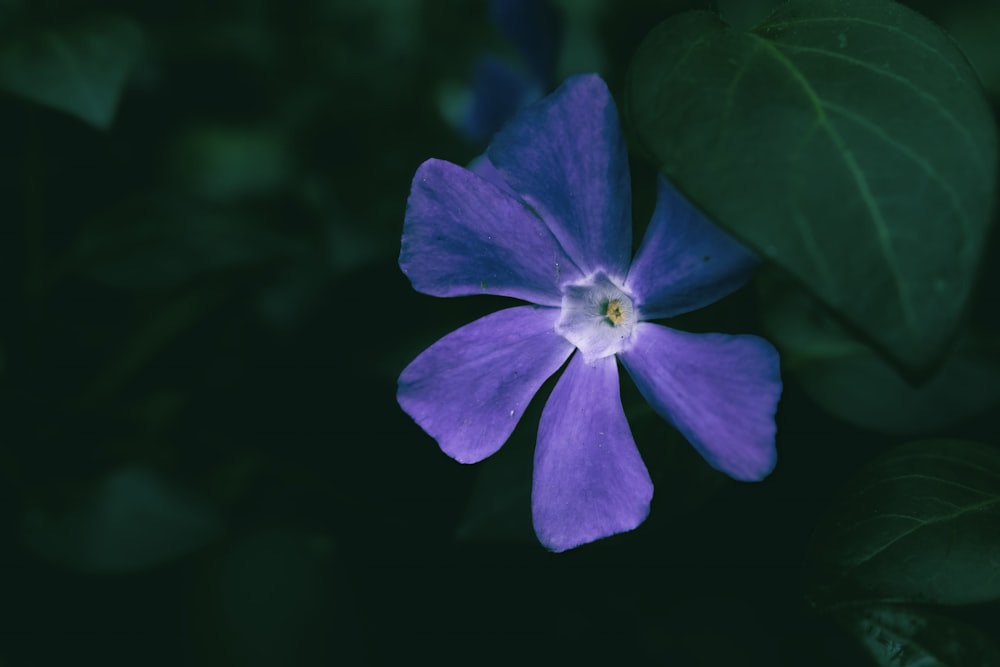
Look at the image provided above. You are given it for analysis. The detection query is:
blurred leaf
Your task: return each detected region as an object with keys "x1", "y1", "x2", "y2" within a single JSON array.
[
  {"x1": 626, "y1": 0, "x2": 997, "y2": 374},
  {"x1": 24, "y1": 464, "x2": 223, "y2": 573},
  {"x1": 839, "y1": 604, "x2": 1000, "y2": 667},
  {"x1": 73, "y1": 193, "x2": 296, "y2": 290},
  {"x1": 759, "y1": 270, "x2": 1000, "y2": 434},
  {"x1": 807, "y1": 439, "x2": 1000, "y2": 608},
  {"x1": 168, "y1": 123, "x2": 293, "y2": 201},
  {"x1": 0, "y1": 15, "x2": 142, "y2": 129}
]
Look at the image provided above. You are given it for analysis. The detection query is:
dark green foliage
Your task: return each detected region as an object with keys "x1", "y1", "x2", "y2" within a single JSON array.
[
  {"x1": 0, "y1": 0, "x2": 998, "y2": 665},
  {"x1": 807, "y1": 439, "x2": 1000, "y2": 606},
  {"x1": 0, "y1": 15, "x2": 142, "y2": 129},
  {"x1": 838, "y1": 605, "x2": 1000, "y2": 667},
  {"x1": 626, "y1": 0, "x2": 997, "y2": 375},
  {"x1": 759, "y1": 269, "x2": 1000, "y2": 433}
]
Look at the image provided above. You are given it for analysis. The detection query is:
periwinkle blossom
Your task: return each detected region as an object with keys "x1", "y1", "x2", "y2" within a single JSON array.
[{"x1": 398, "y1": 74, "x2": 782, "y2": 552}]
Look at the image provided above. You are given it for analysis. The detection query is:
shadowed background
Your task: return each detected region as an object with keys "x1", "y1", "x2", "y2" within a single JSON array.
[{"x1": 0, "y1": 0, "x2": 998, "y2": 665}]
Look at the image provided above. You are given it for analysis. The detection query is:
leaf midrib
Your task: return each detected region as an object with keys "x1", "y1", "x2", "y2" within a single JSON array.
[
  {"x1": 770, "y1": 41, "x2": 983, "y2": 166},
  {"x1": 746, "y1": 32, "x2": 916, "y2": 331},
  {"x1": 845, "y1": 493, "x2": 1000, "y2": 568}
]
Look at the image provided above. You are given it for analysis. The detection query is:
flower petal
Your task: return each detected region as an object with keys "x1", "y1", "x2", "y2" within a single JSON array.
[
  {"x1": 400, "y1": 158, "x2": 580, "y2": 306},
  {"x1": 619, "y1": 323, "x2": 781, "y2": 481},
  {"x1": 467, "y1": 153, "x2": 517, "y2": 197},
  {"x1": 532, "y1": 353, "x2": 652, "y2": 552},
  {"x1": 398, "y1": 306, "x2": 574, "y2": 464},
  {"x1": 487, "y1": 74, "x2": 632, "y2": 279},
  {"x1": 625, "y1": 177, "x2": 759, "y2": 319}
]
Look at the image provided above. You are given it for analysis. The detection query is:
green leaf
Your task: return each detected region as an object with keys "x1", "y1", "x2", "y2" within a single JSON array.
[
  {"x1": 167, "y1": 123, "x2": 294, "y2": 201},
  {"x1": 24, "y1": 464, "x2": 223, "y2": 573},
  {"x1": 942, "y1": 3, "x2": 1000, "y2": 102},
  {"x1": 759, "y1": 269, "x2": 1000, "y2": 434},
  {"x1": 839, "y1": 605, "x2": 1000, "y2": 667},
  {"x1": 626, "y1": 0, "x2": 998, "y2": 374},
  {"x1": 806, "y1": 439, "x2": 1000, "y2": 607},
  {"x1": 0, "y1": 15, "x2": 143, "y2": 129},
  {"x1": 714, "y1": 0, "x2": 784, "y2": 31}
]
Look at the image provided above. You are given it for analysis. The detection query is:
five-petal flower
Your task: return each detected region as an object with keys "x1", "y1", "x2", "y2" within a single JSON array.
[{"x1": 398, "y1": 73, "x2": 782, "y2": 552}]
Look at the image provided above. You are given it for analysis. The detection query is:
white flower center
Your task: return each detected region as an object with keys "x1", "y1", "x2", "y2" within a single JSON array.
[{"x1": 555, "y1": 272, "x2": 637, "y2": 363}]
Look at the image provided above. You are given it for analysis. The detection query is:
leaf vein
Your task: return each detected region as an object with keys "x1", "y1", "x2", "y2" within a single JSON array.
[
  {"x1": 822, "y1": 100, "x2": 973, "y2": 242},
  {"x1": 770, "y1": 42, "x2": 981, "y2": 165},
  {"x1": 861, "y1": 472, "x2": 995, "y2": 499},
  {"x1": 762, "y1": 16, "x2": 964, "y2": 81},
  {"x1": 749, "y1": 34, "x2": 915, "y2": 330},
  {"x1": 868, "y1": 453, "x2": 1000, "y2": 483},
  {"x1": 848, "y1": 495, "x2": 1000, "y2": 568}
]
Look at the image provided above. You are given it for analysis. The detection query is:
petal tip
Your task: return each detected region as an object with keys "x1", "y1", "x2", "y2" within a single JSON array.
[
  {"x1": 536, "y1": 498, "x2": 651, "y2": 553},
  {"x1": 727, "y1": 445, "x2": 778, "y2": 482}
]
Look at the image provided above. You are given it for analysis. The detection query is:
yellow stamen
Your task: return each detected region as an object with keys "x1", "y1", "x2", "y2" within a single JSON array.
[{"x1": 605, "y1": 299, "x2": 625, "y2": 326}]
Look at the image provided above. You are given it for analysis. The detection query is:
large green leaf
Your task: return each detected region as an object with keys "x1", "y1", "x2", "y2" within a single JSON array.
[
  {"x1": 626, "y1": 0, "x2": 997, "y2": 374},
  {"x1": 0, "y1": 15, "x2": 142, "y2": 129},
  {"x1": 759, "y1": 269, "x2": 1000, "y2": 434},
  {"x1": 839, "y1": 605, "x2": 1000, "y2": 667},
  {"x1": 23, "y1": 464, "x2": 223, "y2": 573},
  {"x1": 806, "y1": 439, "x2": 1000, "y2": 607}
]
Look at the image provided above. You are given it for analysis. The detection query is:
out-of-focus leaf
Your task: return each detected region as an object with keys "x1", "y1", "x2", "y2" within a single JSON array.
[
  {"x1": 807, "y1": 439, "x2": 1000, "y2": 608},
  {"x1": 0, "y1": 15, "x2": 142, "y2": 129},
  {"x1": 759, "y1": 270, "x2": 1000, "y2": 434},
  {"x1": 24, "y1": 463, "x2": 223, "y2": 573},
  {"x1": 626, "y1": 0, "x2": 997, "y2": 374},
  {"x1": 167, "y1": 123, "x2": 293, "y2": 201},
  {"x1": 839, "y1": 604, "x2": 1000, "y2": 667},
  {"x1": 73, "y1": 193, "x2": 296, "y2": 290}
]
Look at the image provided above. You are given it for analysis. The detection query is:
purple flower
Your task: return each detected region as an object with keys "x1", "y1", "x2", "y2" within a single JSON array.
[{"x1": 398, "y1": 74, "x2": 782, "y2": 552}]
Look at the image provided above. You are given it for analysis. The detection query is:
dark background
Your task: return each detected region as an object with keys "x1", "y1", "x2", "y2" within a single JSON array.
[{"x1": 0, "y1": 1, "x2": 997, "y2": 664}]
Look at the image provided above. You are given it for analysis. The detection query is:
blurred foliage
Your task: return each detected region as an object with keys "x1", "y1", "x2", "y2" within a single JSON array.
[
  {"x1": 0, "y1": 0, "x2": 997, "y2": 665},
  {"x1": 0, "y1": 14, "x2": 142, "y2": 129}
]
